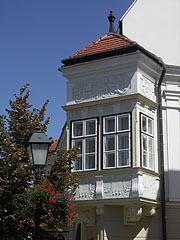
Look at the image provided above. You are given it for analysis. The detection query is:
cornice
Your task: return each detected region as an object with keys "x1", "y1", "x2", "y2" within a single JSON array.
[{"x1": 62, "y1": 93, "x2": 158, "y2": 112}]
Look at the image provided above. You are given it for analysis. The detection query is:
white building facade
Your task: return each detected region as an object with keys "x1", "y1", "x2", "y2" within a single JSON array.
[{"x1": 59, "y1": 2, "x2": 180, "y2": 239}]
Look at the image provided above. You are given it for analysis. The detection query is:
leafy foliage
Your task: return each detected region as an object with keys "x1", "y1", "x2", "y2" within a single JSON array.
[
  {"x1": 0, "y1": 85, "x2": 78, "y2": 239},
  {"x1": 14, "y1": 181, "x2": 77, "y2": 238}
]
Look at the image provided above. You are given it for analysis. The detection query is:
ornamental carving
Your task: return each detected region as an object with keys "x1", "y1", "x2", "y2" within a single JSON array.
[
  {"x1": 142, "y1": 174, "x2": 160, "y2": 200},
  {"x1": 74, "y1": 177, "x2": 96, "y2": 200},
  {"x1": 72, "y1": 74, "x2": 131, "y2": 103},
  {"x1": 140, "y1": 76, "x2": 155, "y2": 101},
  {"x1": 103, "y1": 174, "x2": 132, "y2": 199}
]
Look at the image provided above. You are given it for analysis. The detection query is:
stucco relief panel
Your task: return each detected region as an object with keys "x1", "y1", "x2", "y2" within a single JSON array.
[
  {"x1": 74, "y1": 177, "x2": 96, "y2": 200},
  {"x1": 72, "y1": 73, "x2": 132, "y2": 103},
  {"x1": 140, "y1": 76, "x2": 155, "y2": 101},
  {"x1": 103, "y1": 174, "x2": 132, "y2": 199},
  {"x1": 74, "y1": 173, "x2": 160, "y2": 201},
  {"x1": 141, "y1": 174, "x2": 160, "y2": 200}
]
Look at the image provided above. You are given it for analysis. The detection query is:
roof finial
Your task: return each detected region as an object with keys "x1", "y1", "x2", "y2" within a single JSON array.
[{"x1": 108, "y1": 11, "x2": 116, "y2": 33}]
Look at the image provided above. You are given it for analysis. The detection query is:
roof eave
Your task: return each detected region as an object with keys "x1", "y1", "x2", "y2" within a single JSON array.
[
  {"x1": 60, "y1": 43, "x2": 138, "y2": 67},
  {"x1": 59, "y1": 43, "x2": 165, "y2": 69}
]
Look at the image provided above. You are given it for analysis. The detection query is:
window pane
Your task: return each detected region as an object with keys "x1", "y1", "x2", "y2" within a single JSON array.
[
  {"x1": 85, "y1": 138, "x2": 95, "y2": 153},
  {"x1": 142, "y1": 135, "x2": 147, "y2": 151},
  {"x1": 118, "y1": 115, "x2": 129, "y2": 131},
  {"x1": 105, "y1": 117, "x2": 115, "y2": 133},
  {"x1": 74, "y1": 156, "x2": 82, "y2": 171},
  {"x1": 86, "y1": 120, "x2": 96, "y2": 135},
  {"x1": 148, "y1": 118, "x2": 153, "y2": 135},
  {"x1": 118, "y1": 133, "x2": 129, "y2": 150},
  {"x1": 104, "y1": 152, "x2": 115, "y2": 168},
  {"x1": 148, "y1": 137, "x2": 153, "y2": 153},
  {"x1": 73, "y1": 122, "x2": 83, "y2": 137},
  {"x1": 118, "y1": 150, "x2": 129, "y2": 166},
  {"x1": 149, "y1": 153, "x2": 154, "y2": 169},
  {"x1": 85, "y1": 154, "x2": 95, "y2": 169},
  {"x1": 142, "y1": 116, "x2": 147, "y2": 132},
  {"x1": 143, "y1": 151, "x2": 148, "y2": 168},
  {"x1": 104, "y1": 135, "x2": 115, "y2": 151},
  {"x1": 72, "y1": 139, "x2": 82, "y2": 154}
]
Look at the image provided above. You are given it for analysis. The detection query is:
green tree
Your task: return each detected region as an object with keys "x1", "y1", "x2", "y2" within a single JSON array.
[{"x1": 0, "y1": 85, "x2": 78, "y2": 239}]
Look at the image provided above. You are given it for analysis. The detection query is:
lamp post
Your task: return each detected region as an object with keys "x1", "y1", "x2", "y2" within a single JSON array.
[{"x1": 28, "y1": 127, "x2": 51, "y2": 240}]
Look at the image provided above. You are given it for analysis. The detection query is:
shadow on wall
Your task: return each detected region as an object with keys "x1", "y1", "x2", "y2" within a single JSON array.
[{"x1": 104, "y1": 170, "x2": 180, "y2": 240}]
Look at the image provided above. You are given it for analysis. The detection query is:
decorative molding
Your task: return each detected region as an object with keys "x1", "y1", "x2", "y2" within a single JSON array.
[
  {"x1": 124, "y1": 205, "x2": 142, "y2": 225},
  {"x1": 163, "y1": 90, "x2": 180, "y2": 102},
  {"x1": 72, "y1": 74, "x2": 131, "y2": 103},
  {"x1": 63, "y1": 93, "x2": 158, "y2": 112}
]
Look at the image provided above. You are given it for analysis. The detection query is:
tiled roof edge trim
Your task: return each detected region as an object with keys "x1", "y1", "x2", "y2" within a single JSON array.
[
  {"x1": 60, "y1": 43, "x2": 165, "y2": 69},
  {"x1": 61, "y1": 43, "x2": 138, "y2": 66}
]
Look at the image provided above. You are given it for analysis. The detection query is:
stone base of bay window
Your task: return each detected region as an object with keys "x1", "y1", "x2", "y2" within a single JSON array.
[
  {"x1": 70, "y1": 204, "x2": 160, "y2": 240},
  {"x1": 73, "y1": 168, "x2": 160, "y2": 202}
]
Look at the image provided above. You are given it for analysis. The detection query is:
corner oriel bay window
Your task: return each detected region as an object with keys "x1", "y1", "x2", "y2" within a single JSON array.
[
  {"x1": 103, "y1": 113, "x2": 131, "y2": 169},
  {"x1": 71, "y1": 119, "x2": 97, "y2": 171},
  {"x1": 141, "y1": 114, "x2": 154, "y2": 170}
]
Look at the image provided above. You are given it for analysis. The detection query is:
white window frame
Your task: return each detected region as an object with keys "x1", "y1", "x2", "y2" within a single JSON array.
[
  {"x1": 103, "y1": 113, "x2": 131, "y2": 169},
  {"x1": 141, "y1": 114, "x2": 154, "y2": 171},
  {"x1": 71, "y1": 118, "x2": 97, "y2": 172}
]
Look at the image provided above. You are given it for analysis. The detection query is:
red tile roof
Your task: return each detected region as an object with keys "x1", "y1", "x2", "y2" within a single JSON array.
[
  {"x1": 49, "y1": 139, "x2": 58, "y2": 151},
  {"x1": 70, "y1": 33, "x2": 134, "y2": 58}
]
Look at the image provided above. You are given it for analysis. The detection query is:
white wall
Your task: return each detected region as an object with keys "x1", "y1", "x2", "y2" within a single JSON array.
[{"x1": 122, "y1": 0, "x2": 180, "y2": 66}]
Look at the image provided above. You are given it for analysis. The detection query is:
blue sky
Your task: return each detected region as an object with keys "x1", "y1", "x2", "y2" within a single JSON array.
[{"x1": 0, "y1": 0, "x2": 134, "y2": 139}]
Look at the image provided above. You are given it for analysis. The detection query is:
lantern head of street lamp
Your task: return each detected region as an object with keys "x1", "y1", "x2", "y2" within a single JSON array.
[{"x1": 28, "y1": 127, "x2": 51, "y2": 167}]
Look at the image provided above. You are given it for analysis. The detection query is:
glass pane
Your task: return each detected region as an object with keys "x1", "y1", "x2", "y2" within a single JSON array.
[
  {"x1": 148, "y1": 118, "x2": 153, "y2": 135},
  {"x1": 149, "y1": 153, "x2": 154, "y2": 169},
  {"x1": 104, "y1": 152, "x2": 115, "y2": 168},
  {"x1": 31, "y1": 144, "x2": 48, "y2": 166},
  {"x1": 118, "y1": 133, "x2": 129, "y2": 150},
  {"x1": 105, "y1": 117, "x2": 115, "y2": 133},
  {"x1": 118, "y1": 150, "x2": 129, "y2": 166},
  {"x1": 142, "y1": 135, "x2": 147, "y2": 151},
  {"x1": 72, "y1": 139, "x2": 82, "y2": 154},
  {"x1": 86, "y1": 120, "x2": 96, "y2": 135},
  {"x1": 142, "y1": 116, "x2": 147, "y2": 132},
  {"x1": 118, "y1": 115, "x2": 129, "y2": 131},
  {"x1": 143, "y1": 151, "x2": 147, "y2": 168},
  {"x1": 148, "y1": 137, "x2": 153, "y2": 153},
  {"x1": 85, "y1": 154, "x2": 95, "y2": 169},
  {"x1": 104, "y1": 135, "x2": 115, "y2": 151},
  {"x1": 85, "y1": 138, "x2": 95, "y2": 153},
  {"x1": 74, "y1": 156, "x2": 82, "y2": 171},
  {"x1": 73, "y1": 122, "x2": 83, "y2": 137}
]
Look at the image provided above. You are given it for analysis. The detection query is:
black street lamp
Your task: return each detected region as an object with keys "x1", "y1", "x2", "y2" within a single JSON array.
[{"x1": 28, "y1": 127, "x2": 51, "y2": 240}]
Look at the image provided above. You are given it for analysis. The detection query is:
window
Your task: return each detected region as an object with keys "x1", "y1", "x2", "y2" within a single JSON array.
[
  {"x1": 141, "y1": 114, "x2": 154, "y2": 170},
  {"x1": 71, "y1": 119, "x2": 97, "y2": 171},
  {"x1": 103, "y1": 114, "x2": 131, "y2": 169}
]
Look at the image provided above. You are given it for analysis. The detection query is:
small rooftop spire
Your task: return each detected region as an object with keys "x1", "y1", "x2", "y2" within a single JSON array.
[{"x1": 108, "y1": 11, "x2": 116, "y2": 33}]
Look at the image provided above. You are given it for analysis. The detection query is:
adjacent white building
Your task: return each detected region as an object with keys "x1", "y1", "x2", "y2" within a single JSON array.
[{"x1": 58, "y1": 1, "x2": 180, "y2": 239}]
